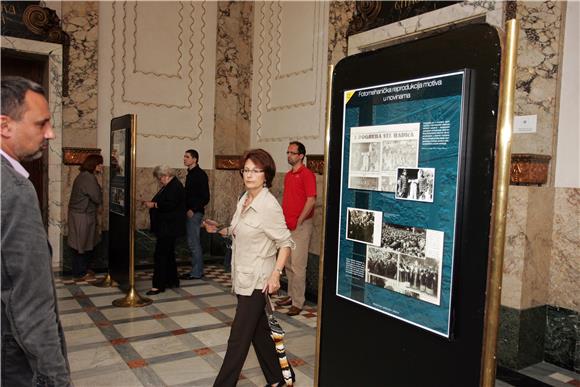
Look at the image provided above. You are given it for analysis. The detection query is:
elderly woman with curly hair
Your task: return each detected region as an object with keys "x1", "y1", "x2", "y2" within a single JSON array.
[
  {"x1": 205, "y1": 149, "x2": 296, "y2": 387},
  {"x1": 143, "y1": 165, "x2": 186, "y2": 295}
]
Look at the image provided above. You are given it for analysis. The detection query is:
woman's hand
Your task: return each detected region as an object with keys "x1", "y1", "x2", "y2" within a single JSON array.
[
  {"x1": 262, "y1": 271, "x2": 281, "y2": 294},
  {"x1": 203, "y1": 218, "x2": 219, "y2": 233},
  {"x1": 143, "y1": 201, "x2": 156, "y2": 209}
]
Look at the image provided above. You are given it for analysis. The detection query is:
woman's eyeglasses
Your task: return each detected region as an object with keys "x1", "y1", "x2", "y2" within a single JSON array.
[{"x1": 240, "y1": 169, "x2": 264, "y2": 175}]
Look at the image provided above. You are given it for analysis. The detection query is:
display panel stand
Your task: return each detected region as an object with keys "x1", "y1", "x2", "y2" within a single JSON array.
[
  {"x1": 317, "y1": 22, "x2": 508, "y2": 386},
  {"x1": 107, "y1": 114, "x2": 151, "y2": 307}
]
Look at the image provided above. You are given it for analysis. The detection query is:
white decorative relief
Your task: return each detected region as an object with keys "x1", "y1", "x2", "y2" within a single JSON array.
[
  {"x1": 97, "y1": 1, "x2": 217, "y2": 168},
  {"x1": 251, "y1": 1, "x2": 329, "y2": 143}
]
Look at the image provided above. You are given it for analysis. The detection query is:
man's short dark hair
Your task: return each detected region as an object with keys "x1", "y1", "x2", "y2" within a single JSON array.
[
  {"x1": 289, "y1": 141, "x2": 306, "y2": 156},
  {"x1": 186, "y1": 149, "x2": 199, "y2": 161},
  {"x1": 1, "y1": 76, "x2": 46, "y2": 121}
]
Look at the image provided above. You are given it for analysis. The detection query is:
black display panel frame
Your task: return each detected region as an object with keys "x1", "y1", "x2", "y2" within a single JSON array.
[
  {"x1": 108, "y1": 114, "x2": 133, "y2": 286},
  {"x1": 318, "y1": 24, "x2": 501, "y2": 386}
]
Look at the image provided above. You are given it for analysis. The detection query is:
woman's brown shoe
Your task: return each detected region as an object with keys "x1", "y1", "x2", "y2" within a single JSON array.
[
  {"x1": 286, "y1": 306, "x2": 302, "y2": 316},
  {"x1": 275, "y1": 296, "x2": 292, "y2": 306}
]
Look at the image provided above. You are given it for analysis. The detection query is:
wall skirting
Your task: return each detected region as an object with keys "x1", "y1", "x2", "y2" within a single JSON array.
[{"x1": 498, "y1": 304, "x2": 579, "y2": 372}]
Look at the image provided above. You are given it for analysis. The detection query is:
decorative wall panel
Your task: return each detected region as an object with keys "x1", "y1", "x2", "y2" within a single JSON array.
[
  {"x1": 251, "y1": 2, "x2": 329, "y2": 156},
  {"x1": 97, "y1": 1, "x2": 217, "y2": 168}
]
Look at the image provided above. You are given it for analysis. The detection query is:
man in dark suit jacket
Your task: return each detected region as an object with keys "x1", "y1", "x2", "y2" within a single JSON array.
[{"x1": 1, "y1": 76, "x2": 71, "y2": 386}]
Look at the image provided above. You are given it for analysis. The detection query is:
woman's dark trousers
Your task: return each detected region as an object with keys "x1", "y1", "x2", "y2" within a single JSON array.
[
  {"x1": 213, "y1": 290, "x2": 285, "y2": 387},
  {"x1": 152, "y1": 236, "x2": 179, "y2": 290}
]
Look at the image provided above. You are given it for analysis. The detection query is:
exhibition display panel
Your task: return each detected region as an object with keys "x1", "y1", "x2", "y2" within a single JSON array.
[{"x1": 318, "y1": 24, "x2": 502, "y2": 386}]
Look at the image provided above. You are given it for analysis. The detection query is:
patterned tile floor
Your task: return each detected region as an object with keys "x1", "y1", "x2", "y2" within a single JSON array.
[
  {"x1": 55, "y1": 265, "x2": 577, "y2": 386},
  {"x1": 56, "y1": 265, "x2": 316, "y2": 387}
]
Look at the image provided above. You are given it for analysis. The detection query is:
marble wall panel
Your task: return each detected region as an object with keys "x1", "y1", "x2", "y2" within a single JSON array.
[
  {"x1": 513, "y1": 1, "x2": 564, "y2": 159},
  {"x1": 61, "y1": 1, "x2": 99, "y2": 148},
  {"x1": 214, "y1": 1, "x2": 253, "y2": 156},
  {"x1": 521, "y1": 187, "x2": 554, "y2": 309},
  {"x1": 549, "y1": 188, "x2": 580, "y2": 312},
  {"x1": 502, "y1": 186, "x2": 529, "y2": 309},
  {"x1": 208, "y1": 169, "x2": 245, "y2": 224},
  {"x1": 327, "y1": 1, "x2": 356, "y2": 66}
]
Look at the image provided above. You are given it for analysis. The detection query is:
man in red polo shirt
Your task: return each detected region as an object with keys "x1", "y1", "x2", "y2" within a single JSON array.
[{"x1": 278, "y1": 141, "x2": 317, "y2": 316}]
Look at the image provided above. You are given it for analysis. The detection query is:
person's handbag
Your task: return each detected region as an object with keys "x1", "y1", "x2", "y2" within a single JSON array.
[{"x1": 264, "y1": 293, "x2": 294, "y2": 386}]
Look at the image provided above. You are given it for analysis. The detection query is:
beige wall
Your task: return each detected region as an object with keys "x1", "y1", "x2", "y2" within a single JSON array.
[{"x1": 96, "y1": 1, "x2": 217, "y2": 170}]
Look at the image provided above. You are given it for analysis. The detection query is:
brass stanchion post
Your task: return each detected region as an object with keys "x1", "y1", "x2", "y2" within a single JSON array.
[
  {"x1": 113, "y1": 115, "x2": 152, "y2": 307},
  {"x1": 480, "y1": 19, "x2": 519, "y2": 386},
  {"x1": 93, "y1": 272, "x2": 119, "y2": 288}
]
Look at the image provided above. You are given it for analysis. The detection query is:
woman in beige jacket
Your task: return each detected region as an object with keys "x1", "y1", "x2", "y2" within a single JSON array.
[{"x1": 205, "y1": 149, "x2": 295, "y2": 387}]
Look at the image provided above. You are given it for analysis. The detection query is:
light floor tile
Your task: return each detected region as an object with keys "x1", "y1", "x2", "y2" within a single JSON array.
[
  {"x1": 241, "y1": 347, "x2": 260, "y2": 370},
  {"x1": 100, "y1": 307, "x2": 150, "y2": 321},
  {"x1": 199, "y1": 294, "x2": 237, "y2": 307},
  {"x1": 247, "y1": 374, "x2": 268, "y2": 386},
  {"x1": 114, "y1": 319, "x2": 166, "y2": 338},
  {"x1": 72, "y1": 369, "x2": 140, "y2": 387},
  {"x1": 131, "y1": 335, "x2": 191, "y2": 359},
  {"x1": 221, "y1": 307, "x2": 237, "y2": 319},
  {"x1": 278, "y1": 320, "x2": 301, "y2": 333},
  {"x1": 181, "y1": 284, "x2": 223, "y2": 296},
  {"x1": 293, "y1": 367, "x2": 314, "y2": 387},
  {"x1": 191, "y1": 327, "x2": 231, "y2": 347},
  {"x1": 65, "y1": 327, "x2": 108, "y2": 346},
  {"x1": 58, "y1": 298, "x2": 82, "y2": 311},
  {"x1": 91, "y1": 294, "x2": 127, "y2": 307},
  {"x1": 171, "y1": 312, "x2": 221, "y2": 329},
  {"x1": 548, "y1": 372, "x2": 573, "y2": 383},
  {"x1": 68, "y1": 344, "x2": 125, "y2": 372},
  {"x1": 146, "y1": 289, "x2": 181, "y2": 300},
  {"x1": 60, "y1": 312, "x2": 93, "y2": 328},
  {"x1": 56, "y1": 287, "x2": 72, "y2": 298},
  {"x1": 154, "y1": 300, "x2": 200, "y2": 314},
  {"x1": 284, "y1": 335, "x2": 315, "y2": 358},
  {"x1": 79, "y1": 285, "x2": 123, "y2": 296},
  {"x1": 151, "y1": 356, "x2": 217, "y2": 385}
]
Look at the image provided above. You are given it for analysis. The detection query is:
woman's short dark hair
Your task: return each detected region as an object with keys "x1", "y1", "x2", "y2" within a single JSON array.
[
  {"x1": 80, "y1": 154, "x2": 103, "y2": 173},
  {"x1": 240, "y1": 148, "x2": 276, "y2": 188}
]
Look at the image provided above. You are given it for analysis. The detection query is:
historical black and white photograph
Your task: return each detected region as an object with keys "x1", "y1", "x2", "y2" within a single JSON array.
[
  {"x1": 348, "y1": 123, "x2": 419, "y2": 192},
  {"x1": 350, "y1": 142, "x2": 380, "y2": 173},
  {"x1": 348, "y1": 176, "x2": 379, "y2": 191},
  {"x1": 398, "y1": 254, "x2": 441, "y2": 304},
  {"x1": 395, "y1": 167, "x2": 435, "y2": 202},
  {"x1": 111, "y1": 129, "x2": 126, "y2": 178},
  {"x1": 362, "y1": 222, "x2": 445, "y2": 304},
  {"x1": 381, "y1": 223, "x2": 427, "y2": 258},
  {"x1": 346, "y1": 207, "x2": 382, "y2": 246},
  {"x1": 111, "y1": 187, "x2": 125, "y2": 207}
]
